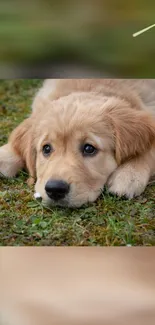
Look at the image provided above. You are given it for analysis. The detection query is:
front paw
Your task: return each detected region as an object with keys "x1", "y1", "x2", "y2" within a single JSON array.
[
  {"x1": 0, "y1": 144, "x2": 24, "y2": 178},
  {"x1": 107, "y1": 167, "x2": 150, "y2": 199}
]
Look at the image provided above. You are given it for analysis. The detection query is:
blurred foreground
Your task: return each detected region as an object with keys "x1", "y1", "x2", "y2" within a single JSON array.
[{"x1": 1, "y1": 247, "x2": 155, "y2": 325}]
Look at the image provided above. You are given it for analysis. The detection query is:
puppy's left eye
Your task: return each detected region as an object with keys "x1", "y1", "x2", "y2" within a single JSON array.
[
  {"x1": 42, "y1": 144, "x2": 53, "y2": 156},
  {"x1": 82, "y1": 144, "x2": 97, "y2": 156}
]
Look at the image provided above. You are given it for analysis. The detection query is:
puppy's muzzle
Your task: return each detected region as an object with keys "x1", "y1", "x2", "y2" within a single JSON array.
[{"x1": 45, "y1": 179, "x2": 70, "y2": 201}]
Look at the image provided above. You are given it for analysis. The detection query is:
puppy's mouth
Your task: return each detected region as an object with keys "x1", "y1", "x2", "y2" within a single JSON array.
[
  {"x1": 34, "y1": 192, "x2": 70, "y2": 207},
  {"x1": 46, "y1": 198, "x2": 70, "y2": 207},
  {"x1": 33, "y1": 188, "x2": 102, "y2": 208}
]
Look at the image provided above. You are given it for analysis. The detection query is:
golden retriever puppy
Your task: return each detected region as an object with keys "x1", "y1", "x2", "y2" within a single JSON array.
[
  {"x1": 0, "y1": 79, "x2": 155, "y2": 207},
  {"x1": 1, "y1": 248, "x2": 155, "y2": 325}
]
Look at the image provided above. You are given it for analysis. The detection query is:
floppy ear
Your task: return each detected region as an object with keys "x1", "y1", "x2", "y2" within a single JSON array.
[
  {"x1": 9, "y1": 118, "x2": 36, "y2": 184},
  {"x1": 107, "y1": 107, "x2": 155, "y2": 165}
]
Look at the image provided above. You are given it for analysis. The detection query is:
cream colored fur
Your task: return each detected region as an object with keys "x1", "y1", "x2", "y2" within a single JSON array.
[{"x1": 0, "y1": 79, "x2": 155, "y2": 207}]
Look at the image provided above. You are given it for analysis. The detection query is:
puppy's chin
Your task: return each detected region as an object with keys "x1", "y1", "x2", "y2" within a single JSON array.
[
  {"x1": 41, "y1": 190, "x2": 102, "y2": 208},
  {"x1": 42, "y1": 197, "x2": 71, "y2": 208}
]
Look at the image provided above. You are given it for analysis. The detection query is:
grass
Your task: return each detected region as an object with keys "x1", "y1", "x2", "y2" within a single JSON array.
[{"x1": 0, "y1": 80, "x2": 155, "y2": 246}]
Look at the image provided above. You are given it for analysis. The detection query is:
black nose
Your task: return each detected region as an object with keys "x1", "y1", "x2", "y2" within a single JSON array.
[{"x1": 45, "y1": 180, "x2": 70, "y2": 201}]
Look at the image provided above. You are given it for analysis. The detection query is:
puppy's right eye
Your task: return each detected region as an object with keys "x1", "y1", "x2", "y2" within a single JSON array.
[
  {"x1": 42, "y1": 144, "x2": 53, "y2": 156},
  {"x1": 82, "y1": 144, "x2": 98, "y2": 157}
]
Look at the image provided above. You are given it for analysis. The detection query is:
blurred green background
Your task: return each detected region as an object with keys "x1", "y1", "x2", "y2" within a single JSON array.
[{"x1": 0, "y1": 0, "x2": 155, "y2": 77}]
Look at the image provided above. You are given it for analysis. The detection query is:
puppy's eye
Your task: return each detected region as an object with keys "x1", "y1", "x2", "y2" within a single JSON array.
[
  {"x1": 82, "y1": 144, "x2": 97, "y2": 156},
  {"x1": 42, "y1": 144, "x2": 53, "y2": 156}
]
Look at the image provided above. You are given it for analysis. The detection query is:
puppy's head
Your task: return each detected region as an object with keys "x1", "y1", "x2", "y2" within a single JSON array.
[{"x1": 10, "y1": 94, "x2": 155, "y2": 207}]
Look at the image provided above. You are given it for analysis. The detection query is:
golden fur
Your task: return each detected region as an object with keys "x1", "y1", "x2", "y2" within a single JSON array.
[
  {"x1": 1, "y1": 247, "x2": 155, "y2": 325},
  {"x1": 0, "y1": 79, "x2": 155, "y2": 207}
]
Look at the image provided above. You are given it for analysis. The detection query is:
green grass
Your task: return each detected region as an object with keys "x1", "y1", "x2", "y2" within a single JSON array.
[{"x1": 0, "y1": 80, "x2": 155, "y2": 246}]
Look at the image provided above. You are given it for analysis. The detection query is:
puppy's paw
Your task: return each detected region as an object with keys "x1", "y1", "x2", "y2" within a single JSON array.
[
  {"x1": 107, "y1": 165, "x2": 150, "y2": 199},
  {"x1": 0, "y1": 144, "x2": 23, "y2": 178}
]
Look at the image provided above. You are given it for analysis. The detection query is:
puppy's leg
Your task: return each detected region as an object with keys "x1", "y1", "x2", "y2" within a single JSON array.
[
  {"x1": 0, "y1": 143, "x2": 24, "y2": 178},
  {"x1": 107, "y1": 149, "x2": 155, "y2": 198}
]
